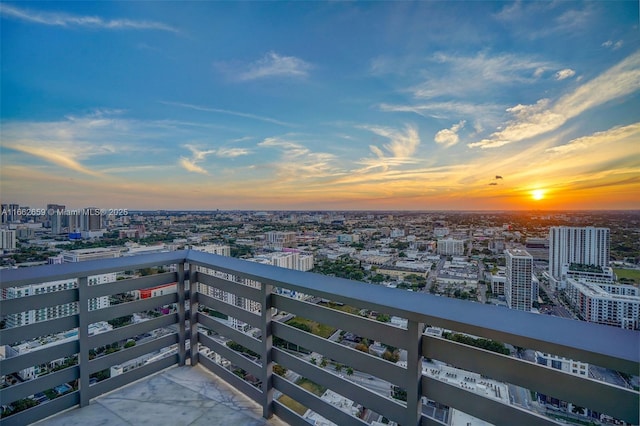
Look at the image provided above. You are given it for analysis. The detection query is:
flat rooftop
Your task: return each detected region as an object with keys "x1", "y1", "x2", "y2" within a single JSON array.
[{"x1": 34, "y1": 365, "x2": 287, "y2": 426}]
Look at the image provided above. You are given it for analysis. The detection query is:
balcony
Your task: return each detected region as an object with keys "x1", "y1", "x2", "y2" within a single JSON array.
[{"x1": 1, "y1": 250, "x2": 638, "y2": 426}]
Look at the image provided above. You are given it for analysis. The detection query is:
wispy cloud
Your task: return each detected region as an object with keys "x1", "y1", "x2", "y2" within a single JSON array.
[
  {"x1": 379, "y1": 101, "x2": 500, "y2": 120},
  {"x1": 555, "y1": 68, "x2": 576, "y2": 80},
  {"x1": 179, "y1": 145, "x2": 214, "y2": 175},
  {"x1": 494, "y1": 2, "x2": 594, "y2": 40},
  {"x1": 469, "y1": 51, "x2": 640, "y2": 149},
  {"x1": 546, "y1": 123, "x2": 640, "y2": 155},
  {"x1": 602, "y1": 40, "x2": 624, "y2": 50},
  {"x1": 178, "y1": 144, "x2": 251, "y2": 174},
  {"x1": 161, "y1": 101, "x2": 295, "y2": 127},
  {"x1": 238, "y1": 52, "x2": 312, "y2": 81},
  {"x1": 357, "y1": 124, "x2": 421, "y2": 172},
  {"x1": 0, "y1": 3, "x2": 178, "y2": 32},
  {"x1": 434, "y1": 121, "x2": 465, "y2": 148},
  {"x1": 257, "y1": 137, "x2": 340, "y2": 181},
  {"x1": 0, "y1": 111, "x2": 131, "y2": 177},
  {"x1": 5, "y1": 145, "x2": 105, "y2": 178},
  {"x1": 411, "y1": 52, "x2": 554, "y2": 99},
  {"x1": 217, "y1": 148, "x2": 251, "y2": 158}
]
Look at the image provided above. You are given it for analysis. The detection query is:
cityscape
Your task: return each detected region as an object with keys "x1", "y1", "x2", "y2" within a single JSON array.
[
  {"x1": 1, "y1": 207, "x2": 639, "y2": 425},
  {"x1": 1, "y1": 1, "x2": 639, "y2": 426}
]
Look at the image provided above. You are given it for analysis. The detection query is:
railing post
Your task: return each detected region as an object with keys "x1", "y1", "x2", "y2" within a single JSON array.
[
  {"x1": 77, "y1": 276, "x2": 90, "y2": 407},
  {"x1": 177, "y1": 262, "x2": 186, "y2": 366},
  {"x1": 260, "y1": 282, "x2": 274, "y2": 419},
  {"x1": 406, "y1": 319, "x2": 424, "y2": 426},
  {"x1": 189, "y1": 263, "x2": 199, "y2": 366}
]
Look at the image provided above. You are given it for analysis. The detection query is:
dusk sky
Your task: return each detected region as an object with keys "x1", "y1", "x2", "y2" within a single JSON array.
[{"x1": 1, "y1": 1, "x2": 639, "y2": 211}]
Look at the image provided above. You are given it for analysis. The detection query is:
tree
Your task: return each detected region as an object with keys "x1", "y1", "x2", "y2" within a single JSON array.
[
  {"x1": 376, "y1": 313, "x2": 390, "y2": 323},
  {"x1": 273, "y1": 364, "x2": 287, "y2": 376},
  {"x1": 382, "y1": 350, "x2": 399, "y2": 363},
  {"x1": 355, "y1": 343, "x2": 369, "y2": 352}
]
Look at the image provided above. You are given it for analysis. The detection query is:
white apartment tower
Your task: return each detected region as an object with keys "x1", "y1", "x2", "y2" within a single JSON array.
[
  {"x1": 548, "y1": 226, "x2": 610, "y2": 290},
  {"x1": 505, "y1": 249, "x2": 534, "y2": 312},
  {"x1": 437, "y1": 238, "x2": 465, "y2": 256}
]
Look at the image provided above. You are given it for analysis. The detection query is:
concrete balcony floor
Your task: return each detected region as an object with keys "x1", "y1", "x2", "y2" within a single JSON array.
[{"x1": 34, "y1": 365, "x2": 287, "y2": 426}]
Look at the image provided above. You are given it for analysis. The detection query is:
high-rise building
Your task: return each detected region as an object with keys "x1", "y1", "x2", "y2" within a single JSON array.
[
  {"x1": 548, "y1": 226, "x2": 610, "y2": 290},
  {"x1": 82, "y1": 207, "x2": 102, "y2": 231},
  {"x1": 0, "y1": 204, "x2": 8, "y2": 223},
  {"x1": 0, "y1": 229, "x2": 16, "y2": 252},
  {"x1": 505, "y1": 248, "x2": 533, "y2": 312}
]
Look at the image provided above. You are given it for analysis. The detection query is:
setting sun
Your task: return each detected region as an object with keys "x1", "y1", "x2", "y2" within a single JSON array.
[{"x1": 532, "y1": 189, "x2": 545, "y2": 201}]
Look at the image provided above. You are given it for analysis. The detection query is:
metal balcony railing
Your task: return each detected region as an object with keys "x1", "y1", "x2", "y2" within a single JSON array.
[{"x1": 1, "y1": 250, "x2": 638, "y2": 426}]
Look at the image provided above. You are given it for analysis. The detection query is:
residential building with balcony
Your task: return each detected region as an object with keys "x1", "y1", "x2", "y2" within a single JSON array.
[
  {"x1": 549, "y1": 226, "x2": 610, "y2": 290},
  {"x1": 564, "y1": 278, "x2": 640, "y2": 329},
  {"x1": 505, "y1": 249, "x2": 534, "y2": 312}
]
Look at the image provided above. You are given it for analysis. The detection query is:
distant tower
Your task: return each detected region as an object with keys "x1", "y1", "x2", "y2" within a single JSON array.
[
  {"x1": 548, "y1": 226, "x2": 610, "y2": 290},
  {"x1": 505, "y1": 248, "x2": 533, "y2": 312}
]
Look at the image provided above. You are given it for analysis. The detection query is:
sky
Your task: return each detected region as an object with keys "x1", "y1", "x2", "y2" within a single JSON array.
[{"x1": 1, "y1": 1, "x2": 639, "y2": 211}]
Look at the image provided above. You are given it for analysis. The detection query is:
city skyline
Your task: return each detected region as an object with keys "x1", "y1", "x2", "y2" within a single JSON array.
[{"x1": 1, "y1": 1, "x2": 639, "y2": 211}]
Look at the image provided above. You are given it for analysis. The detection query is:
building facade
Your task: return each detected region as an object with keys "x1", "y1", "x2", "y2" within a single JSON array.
[
  {"x1": 505, "y1": 249, "x2": 534, "y2": 312},
  {"x1": 0, "y1": 229, "x2": 16, "y2": 252},
  {"x1": 564, "y1": 278, "x2": 639, "y2": 330},
  {"x1": 436, "y1": 238, "x2": 465, "y2": 256},
  {"x1": 549, "y1": 226, "x2": 610, "y2": 290}
]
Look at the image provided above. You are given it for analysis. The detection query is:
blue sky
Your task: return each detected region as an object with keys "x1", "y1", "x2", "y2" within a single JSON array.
[{"x1": 1, "y1": 1, "x2": 639, "y2": 210}]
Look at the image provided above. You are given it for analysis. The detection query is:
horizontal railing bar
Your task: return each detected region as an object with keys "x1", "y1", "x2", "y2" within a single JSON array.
[
  {"x1": 87, "y1": 272, "x2": 178, "y2": 299},
  {"x1": 423, "y1": 335, "x2": 640, "y2": 424},
  {"x1": 0, "y1": 365, "x2": 79, "y2": 405},
  {"x1": 87, "y1": 293, "x2": 178, "y2": 324},
  {"x1": 273, "y1": 348, "x2": 406, "y2": 424},
  {"x1": 273, "y1": 374, "x2": 368, "y2": 426},
  {"x1": 420, "y1": 414, "x2": 448, "y2": 426},
  {"x1": 88, "y1": 354, "x2": 178, "y2": 400},
  {"x1": 1, "y1": 340, "x2": 79, "y2": 377},
  {"x1": 198, "y1": 352, "x2": 262, "y2": 403},
  {"x1": 0, "y1": 288, "x2": 78, "y2": 315},
  {"x1": 0, "y1": 390, "x2": 79, "y2": 426},
  {"x1": 272, "y1": 321, "x2": 404, "y2": 387},
  {"x1": 88, "y1": 333, "x2": 179, "y2": 374},
  {"x1": 421, "y1": 375, "x2": 561, "y2": 426},
  {"x1": 88, "y1": 313, "x2": 178, "y2": 349},
  {"x1": 197, "y1": 292, "x2": 261, "y2": 329},
  {"x1": 193, "y1": 271, "x2": 261, "y2": 302},
  {"x1": 198, "y1": 332, "x2": 262, "y2": 378},
  {"x1": 197, "y1": 312, "x2": 262, "y2": 355},
  {"x1": 185, "y1": 250, "x2": 639, "y2": 370},
  {"x1": 273, "y1": 295, "x2": 408, "y2": 350},
  {"x1": 272, "y1": 399, "x2": 307, "y2": 426},
  {"x1": 0, "y1": 251, "x2": 186, "y2": 288},
  {"x1": 0, "y1": 315, "x2": 78, "y2": 347}
]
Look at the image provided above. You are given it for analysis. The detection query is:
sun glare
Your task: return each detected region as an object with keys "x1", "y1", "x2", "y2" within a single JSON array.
[{"x1": 532, "y1": 189, "x2": 545, "y2": 201}]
